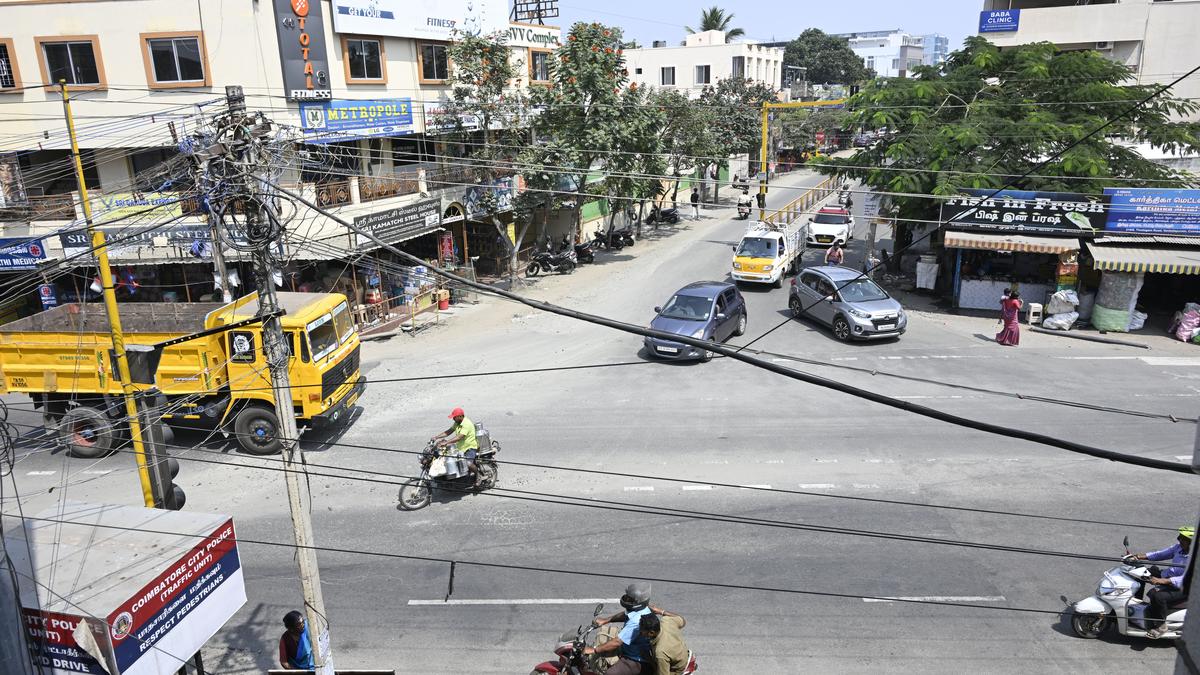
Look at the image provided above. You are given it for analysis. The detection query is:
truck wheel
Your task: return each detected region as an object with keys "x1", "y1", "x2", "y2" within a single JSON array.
[
  {"x1": 233, "y1": 405, "x2": 282, "y2": 455},
  {"x1": 773, "y1": 274, "x2": 783, "y2": 289},
  {"x1": 58, "y1": 406, "x2": 116, "y2": 459}
]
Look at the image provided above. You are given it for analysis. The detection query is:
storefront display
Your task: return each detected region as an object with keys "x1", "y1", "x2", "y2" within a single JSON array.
[{"x1": 944, "y1": 231, "x2": 1080, "y2": 311}]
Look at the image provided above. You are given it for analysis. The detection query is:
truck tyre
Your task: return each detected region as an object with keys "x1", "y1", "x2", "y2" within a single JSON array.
[
  {"x1": 233, "y1": 405, "x2": 282, "y2": 455},
  {"x1": 58, "y1": 406, "x2": 116, "y2": 459},
  {"x1": 773, "y1": 274, "x2": 784, "y2": 289}
]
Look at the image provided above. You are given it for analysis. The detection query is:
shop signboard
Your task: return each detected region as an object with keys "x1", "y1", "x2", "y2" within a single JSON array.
[
  {"x1": 89, "y1": 192, "x2": 186, "y2": 221},
  {"x1": 300, "y1": 99, "x2": 415, "y2": 143},
  {"x1": 505, "y1": 23, "x2": 562, "y2": 49},
  {"x1": 941, "y1": 189, "x2": 1106, "y2": 234},
  {"x1": 38, "y1": 283, "x2": 57, "y2": 309},
  {"x1": 0, "y1": 237, "x2": 46, "y2": 270},
  {"x1": 464, "y1": 177, "x2": 517, "y2": 217},
  {"x1": 979, "y1": 9, "x2": 1020, "y2": 33},
  {"x1": 353, "y1": 198, "x2": 441, "y2": 248},
  {"x1": 273, "y1": 0, "x2": 333, "y2": 101},
  {"x1": 60, "y1": 225, "x2": 212, "y2": 258},
  {"x1": 330, "y1": 0, "x2": 509, "y2": 40},
  {"x1": 1102, "y1": 187, "x2": 1200, "y2": 235}
]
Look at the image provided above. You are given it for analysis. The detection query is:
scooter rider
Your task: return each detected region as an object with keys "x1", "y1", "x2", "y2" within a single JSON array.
[
  {"x1": 1125, "y1": 525, "x2": 1193, "y2": 637},
  {"x1": 583, "y1": 582, "x2": 654, "y2": 674},
  {"x1": 432, "y1": 407, "x2": 480, "y2": 485},
  {"x1": 737, "y1": 188, "x2": 753, "y2": 211}
]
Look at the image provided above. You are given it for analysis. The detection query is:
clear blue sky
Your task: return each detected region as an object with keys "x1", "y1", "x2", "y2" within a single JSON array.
[{"x1": 553, "y1": 0, "x2": 980, "y2": 50}]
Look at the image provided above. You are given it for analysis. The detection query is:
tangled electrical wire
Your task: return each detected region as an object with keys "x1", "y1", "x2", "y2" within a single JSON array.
[{"x1": 0, "y1": 400, "x2": 15, "y2": 478}]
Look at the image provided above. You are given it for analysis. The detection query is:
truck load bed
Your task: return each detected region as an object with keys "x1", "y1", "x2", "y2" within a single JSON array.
[{"x1": 0, "y1": 302, "x2": 219, "y2": 335}]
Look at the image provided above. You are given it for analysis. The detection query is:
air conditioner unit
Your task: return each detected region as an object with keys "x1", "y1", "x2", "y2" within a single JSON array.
[{"x1": 1095, "y1": 41, "x2": 1112, "y2": 50}]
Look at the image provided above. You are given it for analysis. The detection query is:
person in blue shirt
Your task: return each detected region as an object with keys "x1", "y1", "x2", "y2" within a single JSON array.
[
  {"x1": 278, "y1": 610, "x2": 315, "y2": 670},
  {"x1": 584, "y1": 582, "x2": 655, "y2": 674},
  {"x1": 1126, "y1": 526, "x2": 1192, "y2": 637}
]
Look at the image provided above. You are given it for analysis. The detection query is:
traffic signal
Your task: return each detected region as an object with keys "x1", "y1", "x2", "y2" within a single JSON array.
[{"x1": 150, "y1": 416, "x2": 185, "y2": 510}]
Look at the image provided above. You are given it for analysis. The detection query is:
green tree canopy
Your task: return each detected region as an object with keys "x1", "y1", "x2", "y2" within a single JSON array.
[
  {"x1": 825, "y1": 37, "x2": 1200, "y2": 223},
  {"x1": 783, "y1": 29, "x2": 871, "y2": 85},
  {"x1": 686, "y1": 6, "x2": 744, "y2": 42}
]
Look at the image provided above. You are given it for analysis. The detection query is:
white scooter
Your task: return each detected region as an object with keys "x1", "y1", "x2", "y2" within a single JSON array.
[{"x1": 1070, "y1": 537, "x2": 1187, "y2": 640}]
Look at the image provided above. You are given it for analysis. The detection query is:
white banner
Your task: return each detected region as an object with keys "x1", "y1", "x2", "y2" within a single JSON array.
[{"x1": 330, "y1": 0, "x2": 509, "y2": 41}]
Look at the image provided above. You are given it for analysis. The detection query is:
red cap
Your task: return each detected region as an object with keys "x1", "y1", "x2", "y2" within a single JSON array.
[{"x1": 449, "y1": 407, "x2": 465, "y2": 418}]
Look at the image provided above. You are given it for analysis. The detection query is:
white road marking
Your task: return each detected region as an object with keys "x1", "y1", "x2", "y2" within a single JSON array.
[
  {"x1": 863, "y1": 595, "x2": 1007, "y2": 604},
  {"x1": 409, "y1": 598, "x2": 620, "y2": 606},
  {"x1": 815, "y1": 458, "x2": 837, "y2": 463},
  {"x1": 25, "y1": 471, "x2": 55, "y2": 476},
  {"x1": 831, "y1": 357, "x2": 858, "y2": 361},
  {"x1": 1058, "y1": 356, "x2": 1137, "y2": 360},
  {"x1": 853, "y1": 484, "x2": 880, "y2": 489},
  {"x1": 763, "y1": 459, "x2": 784, "y2": 464},
  {"x1": 623, "y1": 486, "x2": 654, "y2": 492},
  {"x1": 681, "y1": 485, "x2": 713, "y2": 491},
  {"x1": 740, "y1": 484, "x2": 772, "y2": 489},
  {"x1": 799, "y1": 483, "x2": 836, "y2": 489},
  {"x1": 82, "y1": 470, "x2": 113, "y2": 475},
  {"x1": 1177, "y1": 456, "x2": 1193, "y2": 462},
  {"x1": 1141, "y1": 357, "x2": 1200, "y2": 366},
  {"x1": 895, "y1": 395, "x2": 964, "y2": 400},
  {"x1": 702, "y1": 460, "x2": 729, "y2": 465}
]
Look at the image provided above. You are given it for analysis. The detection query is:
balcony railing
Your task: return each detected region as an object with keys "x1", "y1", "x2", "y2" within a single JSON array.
[
  {"x1": 359, "y1": 173, "x2": 420, "y2": 203},
  {"x1": 315, "y1": 180, "x2": 353, "y2": 208}
]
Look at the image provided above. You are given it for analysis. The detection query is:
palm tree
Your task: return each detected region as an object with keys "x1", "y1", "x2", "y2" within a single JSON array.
[{"x1": 686, "y1": 6, "x2": 745, "y2": 42}]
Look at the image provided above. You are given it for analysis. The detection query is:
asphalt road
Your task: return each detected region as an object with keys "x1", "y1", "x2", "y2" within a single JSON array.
[{"x1": 6, "y1": 168, "x2": 1198, "y2": 674}]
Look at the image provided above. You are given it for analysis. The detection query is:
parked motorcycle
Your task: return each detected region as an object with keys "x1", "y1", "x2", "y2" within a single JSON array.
[
  {"x1": 531, "y1": 604, "x2": 699, "y2": 675},
  {"x1": 527, "y1": 249, "x2": 577, "y2": 276},
  {"x1": 561, "y1": 235, "x2": 595, "y2": 264},
  {"x1": 1069, "y1": 536, "x2": 1187, "y2": 640},
  {"x1": 613, "y1": 225, "x2": 636, "y2": 248},
  {"x1": 397, "y1": 434, "x2": 500, "y2": 511},
  {"x1": 647, "y1": 205, "x2": 680, "y2": 226},
  {"x1": 593, "y1": 227, "x2": 625, "y2": 251}
]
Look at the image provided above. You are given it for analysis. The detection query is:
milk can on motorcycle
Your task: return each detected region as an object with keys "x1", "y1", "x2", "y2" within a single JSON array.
[{"x1": 398, "y1": 424, "x2": 501, "y2": 510}]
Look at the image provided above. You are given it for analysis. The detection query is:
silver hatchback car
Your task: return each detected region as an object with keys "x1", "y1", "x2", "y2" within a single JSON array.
[{"x1": 789, "y1": 265, "x2": 906, "y2": 341}]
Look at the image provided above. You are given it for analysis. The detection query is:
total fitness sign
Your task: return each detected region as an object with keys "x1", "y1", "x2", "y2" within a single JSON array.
[{"x1": 979, "y1": 9, "x2": 1020, "y2": 33}]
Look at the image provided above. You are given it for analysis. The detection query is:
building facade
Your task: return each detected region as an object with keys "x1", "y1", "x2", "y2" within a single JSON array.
[
  {"x1": 0, "y1": 0, "x2": 558, "y2": 317},
  {"x1": 623, "y1": 31, "x2": 785, "y2": 98},
  {"x1": 921, "y1": 33, "x2": 950, "y2": 66},
  {"x1": 978, "y1": 0, "x2": 1200, "y2": 111},
  {"x1": 832, "y1": 29, "x2": 925, "y2": 79}
]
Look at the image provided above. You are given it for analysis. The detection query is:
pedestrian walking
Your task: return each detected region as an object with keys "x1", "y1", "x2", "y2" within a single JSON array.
[
  {"x1": 690, "y1": 189, "x2": 700, "y2": 220},
  {"x1": 278, "y1": 611, "x2": 315, "y2": 670},
  {"x1": 824, "y1": 243, "x2": 844, "y2": 266},
  {"x1": 996, "y1": 289, "x2": 1022, "y2": 346}
]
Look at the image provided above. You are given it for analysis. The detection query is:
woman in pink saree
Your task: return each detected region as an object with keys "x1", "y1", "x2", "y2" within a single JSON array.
[{"x1": 996, "y1": 289, "x2": 1022, "y2": 346}]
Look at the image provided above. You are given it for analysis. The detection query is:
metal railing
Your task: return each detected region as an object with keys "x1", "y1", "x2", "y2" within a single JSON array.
[
  {"x1": 763, "y1": 176, "x2": 837, "y2": 226},
  {"x1": 315, "y1": 180, "x2": 352, "y2": 207}
]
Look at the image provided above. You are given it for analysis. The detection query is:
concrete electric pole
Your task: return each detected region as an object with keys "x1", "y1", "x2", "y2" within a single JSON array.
[{"x1": 217, "y1": 85, "x2": 334, "y2": 674}]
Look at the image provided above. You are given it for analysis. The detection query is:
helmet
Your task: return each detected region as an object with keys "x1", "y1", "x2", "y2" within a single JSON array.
[
  {"x1": 619, "y1": 582, "x2": 651, "y2": 611},
  {"x1": 1180, "y1": 526, "x2": 1195, "y2": 540}
]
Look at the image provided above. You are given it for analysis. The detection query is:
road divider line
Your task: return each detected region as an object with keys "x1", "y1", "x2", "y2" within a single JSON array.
[
  {"x1": 82, "y1": 470, "x2": 113, "y2": 475},
  {"x1": 25, "y1": 471, "x2": 55, "y2": 476},
  {"x1": 409, "y1": 598, "x2": 620, "y2": 606},
  {"x1": 681, "y1": 485, "x2": 713, "y2": 491},
  {"x1": 1141, "y1": 357, "x2": 1200, "y2": 366},
  {"x1": 862, "y1": 595, "x2": 1007, "y2": 604},
  {"x1": 739, "y1": 484, "x2": 772, "y2": 489},
  {"x1": 1176, "y1": 456, "x2": 1192, "y2": 462},
  {"x1": 623, "y1": 486, "x2": 654, "y2": 492},
  {"x1": 853, "y1": 484, "x2": 880, "y2": 489},
  {"x1": 798, "y1": 483, "x2": 836, "y2": 489}
]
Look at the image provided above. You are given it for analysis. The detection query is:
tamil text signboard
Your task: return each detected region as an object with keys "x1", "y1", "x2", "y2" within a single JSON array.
[
  {"x1": 301, "y1": 99, "x2": 415, "y2": 143},
  {"x1": 1103, "y1": 187, "x2": 1200, "y2": 235},
  {"x1": 330, "y1": 0, "x2": 509, "y2": 40},
  {"x1": 60, "y1": 225, "x2": 212, "y2": 259},
  {"x1": 0, "y1": 237, "x2": 46, "y2": 270},
  {"x1": 941, "y1": 189, "x2": 1105, "y2": 234},
  {"x1": 353, "y1": 198, "x2": 441, "y2": 248},
  {"x1": 979, "y1": 9, "x2": 1020, "y2": 33},
  {"x1": 273, "y1": 0, "x2": 333, "y2": 100}
]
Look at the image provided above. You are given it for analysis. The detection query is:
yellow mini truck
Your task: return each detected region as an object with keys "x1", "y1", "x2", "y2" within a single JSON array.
[{"x1": 0, "y1": 292, "x2": 365, "y2": 457}]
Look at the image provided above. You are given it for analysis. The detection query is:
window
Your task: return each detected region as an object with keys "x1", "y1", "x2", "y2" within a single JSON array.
[
  {"x1": 343, "y1": 37, "x2": 385, "y2": 83},
  {"x1": 731, "y1": 56, "x2": 744, "y2": 78},
  {"x1": 660, "y1": 66, "x2": 675, "y2": 86},
  {"x1": 694, "y1": 64, "x2": 711, "y2": 85},
  {"x1": 142, "y1": 33, "x2": 207, "y2": 86},
  {"x1": 891, "y1": 58, "x2": 900, "y2": 70},
  {"x1": 36, "y1": 36, "x2": 104, "y2": 88},
  {"x1": 419, "y1": 43, "x2": 449, "y2": 82},
  {"x1": 0, "y1": 38, "x2": 21, "y2": 91},
  {"x1": 634, "y1": 67, "x2": 643, "y2": 75},
  {"x1": 529, "y1": 49, "x2": 551, "y2": 82}
]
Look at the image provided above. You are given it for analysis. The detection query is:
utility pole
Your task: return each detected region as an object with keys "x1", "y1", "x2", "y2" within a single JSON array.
[
  {"x1": 217, "y1": 85, "x2": 333, "y2": 674},
  {"x1": 60, "y1": 82, "x2": 157, "y2": 509}
]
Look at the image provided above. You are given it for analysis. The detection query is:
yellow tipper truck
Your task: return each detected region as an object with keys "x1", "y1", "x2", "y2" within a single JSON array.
[{"x1": 0, "y1": 292, "x2": 365, "y2": 457}]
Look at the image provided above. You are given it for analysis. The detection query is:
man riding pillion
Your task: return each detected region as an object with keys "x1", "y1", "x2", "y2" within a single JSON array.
[
  {"x1": 641, "y1": 607, "x2": 691, "y2": 675},
  {"x1": 432, "y1": 407, "x2": 480, "y2": 485},
  {"x1": 583, "y1": 582, "x2": 656, "y2": 674},
  {"x1": 1125, "y1": 525, "x2": 1193, "y2": 637}
]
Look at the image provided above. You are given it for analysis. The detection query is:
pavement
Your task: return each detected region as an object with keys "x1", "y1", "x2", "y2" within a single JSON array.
[{"x1": 4, "y1": 167, "x2": 1198, "y2": 674}]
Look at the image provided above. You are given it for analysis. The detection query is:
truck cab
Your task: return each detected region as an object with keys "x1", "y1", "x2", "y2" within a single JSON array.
[{"x1": 731, "y1": 222, "x2": 801, "y2": 288}]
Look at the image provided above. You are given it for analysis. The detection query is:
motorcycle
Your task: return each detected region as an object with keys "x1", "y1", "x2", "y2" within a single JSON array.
[
  {"x1": 736, "y1": 200, "x2": 752, "y2": 220},
  {"x1": 527, "y1": 249, "x2": 577, "y2": 276},
  {"x1": 561, "y1": 235, "x2": 595, "y2": 264},
  {"x1": 646, "y1": 205, "x2": 680, "y2": 226},
  {"x1": 1069, "y1": 536, "x2": 1188, "y2": 640},
  {"x1": 593, "y1": 227, "x2": 625, "y2": 251},
  {"x1": 613, "y1": 226, "x2": 636, "y2": 248},
  {"x1": 531, "y1": 604, "x2": 698, "y2": 675},
  {"x1": 397, "y1": 433, "x2": 500, "y2": 511}
]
